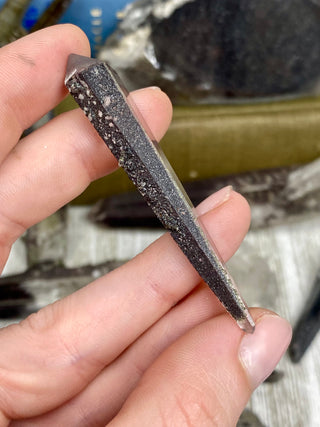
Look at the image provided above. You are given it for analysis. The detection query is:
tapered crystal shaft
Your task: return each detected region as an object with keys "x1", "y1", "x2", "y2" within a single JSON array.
[{"x1": 65, "y1": 54, "x2": 255, "y2": 333}]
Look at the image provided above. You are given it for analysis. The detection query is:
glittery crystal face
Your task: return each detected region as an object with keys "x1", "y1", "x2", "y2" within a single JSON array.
[{"x1": 65, "y1": 54, "x2": 255, "y2": 333}]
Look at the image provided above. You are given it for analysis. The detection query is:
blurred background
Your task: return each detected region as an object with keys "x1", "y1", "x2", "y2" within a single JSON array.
[{"x1": 1, "y1": 1, "x2": 320, "y2": 425}]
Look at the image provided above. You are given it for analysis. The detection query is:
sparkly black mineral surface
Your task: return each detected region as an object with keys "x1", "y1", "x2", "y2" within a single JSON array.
[
  {"x1": 65, "y1": 54, "x2": 255, "y2": 332},
  {"x1": 101, "y1": 0, "x2": 320, "y2": 103}
]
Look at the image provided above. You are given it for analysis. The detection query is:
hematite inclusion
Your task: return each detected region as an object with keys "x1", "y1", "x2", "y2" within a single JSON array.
[{"x1": 65, "y1": 54, "x2": 255, "y2": 333}]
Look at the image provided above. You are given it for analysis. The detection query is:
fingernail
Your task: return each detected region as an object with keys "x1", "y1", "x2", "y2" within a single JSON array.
[
  {"x1": 196, "y1": 186, "x2": 233, "y2": 216},
  {"x1": 239, "y1": 315, "x2": 292, "y2": 389},
  {"x1": 134, "y1": 86, "x2": 162, "y2": 93}
]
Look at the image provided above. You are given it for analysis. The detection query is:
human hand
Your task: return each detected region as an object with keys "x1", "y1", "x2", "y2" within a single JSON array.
[{"x1": 0, "y1": 25, "x2": 292, "y2": 426}]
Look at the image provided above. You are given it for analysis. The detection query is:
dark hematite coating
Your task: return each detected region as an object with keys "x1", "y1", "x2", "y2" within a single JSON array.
[
  {"x1": 289, "y1": 269, "x2": 320, "y2": 363},
  {"x1": 65, "y1": 54, "x2": 255, "y2": 333}
]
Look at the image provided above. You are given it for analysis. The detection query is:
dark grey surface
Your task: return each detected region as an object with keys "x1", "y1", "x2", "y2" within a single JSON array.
[
  {"x1": 289, "y1": 268, "x2": 320, "y2": 363},
  {"x1": 65, "y1": 54, "x2": 254, "y2": 332},
  {"x1": 101, "y1": 0, "x2": 320, "y2": 103}
]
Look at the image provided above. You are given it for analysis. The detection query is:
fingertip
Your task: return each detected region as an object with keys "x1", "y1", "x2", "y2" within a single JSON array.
[
  {"x1": 0, "y1": 24, "x2": 92, "y2": 136},
  {"x1": 6, "y1": 24, "x2": 91, "y2": 58},
  {"x1": 226, "y1": 191, "x2": 251, "y2": 230},
  {"x1": 129, "y1": 87, "x2": 173, "y2": 141},
  {"x1": 56, "y1": 24, "x2": 91, "y2": 57},
  {"x1": 233, "y1": 191, "x2": 251, "y2": 221},
  {"x1": 239, "y1": 309, "x2": 292, "y2": 390},
  {"x1": 229, "y1": 191, "x2": 251, "y2": 239},
  {"x1": 198, "y1": 190, "x2": 251, "y2": 261},
  {"x1": 198, "y1": 189, "x2": 251, "y2": 227}
]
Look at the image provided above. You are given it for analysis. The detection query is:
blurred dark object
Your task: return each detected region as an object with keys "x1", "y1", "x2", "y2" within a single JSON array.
[
  {"x1": 29, "y1": 0, "x2": 73, "y2": 33},
  {"x1": 100, "y1": 0, "x2": 320, "y2": 104},
  {"x1": 0, "y1": 0, "x2": 29, "y2": 45},
  {"x1": 0, "y1": 0, "x2": 72, "y2": 46},
  {"x1": 89, "y1": 158, "x2": 320, "y2": 229},
  {"x1": 0, "y1": 260, "x2": 123, "y2": 319},
  {"x1": 0, "y1": 280, "x2": 32, "y2": 318},
  {"x1": 264, "y1": 370, "x2": 284, "y2": 384},
  {"x1": 289, "y1": 269, "x2": 320, "y2": 363},
  {"x1": 237, "y1": 409, "x2": 265, "y2": 427}
]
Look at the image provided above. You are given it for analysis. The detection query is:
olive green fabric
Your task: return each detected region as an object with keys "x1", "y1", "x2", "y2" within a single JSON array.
[{"x1": 57, "y1": 96, "x2": 320, "y2": 205}]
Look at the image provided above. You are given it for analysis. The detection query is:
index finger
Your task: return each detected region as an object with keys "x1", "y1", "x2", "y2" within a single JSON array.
[{"x1": 0, "y1": 24, "x2": 90, "y2": 161}]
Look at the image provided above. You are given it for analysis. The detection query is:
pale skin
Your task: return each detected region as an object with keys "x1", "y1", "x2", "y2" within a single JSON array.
[{"x1": 0, "y1": 25, "x2": 292, "y2": 426}]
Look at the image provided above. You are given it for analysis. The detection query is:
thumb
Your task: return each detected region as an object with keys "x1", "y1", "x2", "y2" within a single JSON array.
[{"x1": 110, "y1": 309, "x2": 292, "y2": 427}]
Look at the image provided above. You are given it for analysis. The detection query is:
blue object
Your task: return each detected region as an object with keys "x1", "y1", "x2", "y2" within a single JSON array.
[
  {"x1": 60, "y1": 0, "x2": 134, "y2": 56},
  {"x1": 0, "y1": 0, "x2": 134, "y2": 56},
  {"x1": 22, "y1": 1, "x2": 51, "y2": 29}
]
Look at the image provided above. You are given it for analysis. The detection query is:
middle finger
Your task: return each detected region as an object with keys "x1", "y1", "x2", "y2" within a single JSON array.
[{"x1": 0, "y1": 190, "x2": 250, "y2": 420}]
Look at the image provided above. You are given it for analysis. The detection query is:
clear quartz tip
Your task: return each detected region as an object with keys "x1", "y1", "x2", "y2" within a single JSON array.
[
  {"x1": 238, "y1": 315, "x2": 256, "y2": 334},
  {"x1": 65, "y1": 54, "x2": 100, "y2": 83}
]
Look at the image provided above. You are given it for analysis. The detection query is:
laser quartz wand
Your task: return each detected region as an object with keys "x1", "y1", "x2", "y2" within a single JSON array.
[{"x1": 65, "y1": 54, "x2": 255, "y2": 334}]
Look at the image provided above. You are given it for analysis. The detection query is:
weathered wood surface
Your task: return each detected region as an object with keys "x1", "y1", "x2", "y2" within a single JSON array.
[
  {"x1": 242, "y1": 215, "x2": 320, "y2": 426},
  {"x1": 1, "y1": 206, "x2": 320, "y2": 426}
]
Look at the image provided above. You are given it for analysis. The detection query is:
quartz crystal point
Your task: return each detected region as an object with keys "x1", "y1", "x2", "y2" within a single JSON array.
[{"x1": 65, "y1": 54, "x2": 255, "y2": 333}]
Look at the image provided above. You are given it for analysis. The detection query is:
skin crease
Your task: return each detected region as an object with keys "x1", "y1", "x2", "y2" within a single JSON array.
[{"x1": 0, "y1": 25, "x2": 292, "y2": 427}]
